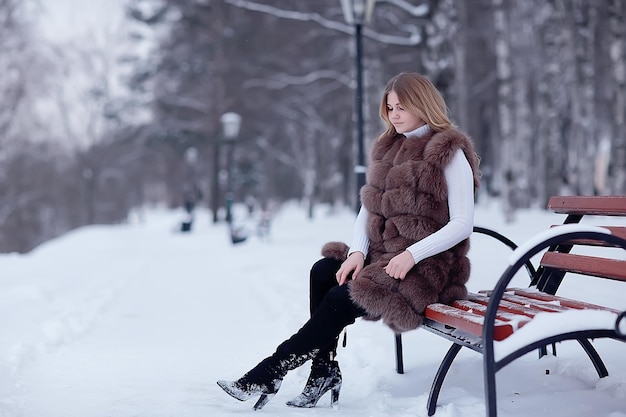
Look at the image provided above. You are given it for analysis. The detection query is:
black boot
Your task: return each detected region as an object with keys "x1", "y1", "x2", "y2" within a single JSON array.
[
  {"x1": 218, "y1": 351, "x2": 314, "y2": 410},
  {"x1": 217, "y1": 378, "x2": 282, "y2": 410},
  {"x1": 217, "y1": 356, "x2": 286, "y2": 410},
  {"x1": 219, "y1": 282, "x2": 363, "y2": 410},
  {"x1": 286, "y1": 359, "x2": 342, "y2": 408}
]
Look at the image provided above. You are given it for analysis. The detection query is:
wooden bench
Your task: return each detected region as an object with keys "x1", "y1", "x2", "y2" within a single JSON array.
[{"x1": 394, "y1": 195, "x2": 626, "y2": 417}]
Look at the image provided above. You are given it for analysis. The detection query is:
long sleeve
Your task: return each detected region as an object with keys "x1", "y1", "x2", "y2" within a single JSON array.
[
  {"x1": 406, "y1": 149, "x2": 474, "y2": 263},
  {"x1": 348, "y1": 205, "x2": 370, "y2": 256}
]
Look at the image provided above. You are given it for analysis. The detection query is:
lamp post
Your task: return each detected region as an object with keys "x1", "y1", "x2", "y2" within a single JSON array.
[
  {"x1": 182, "y1": 146, "x2": 199, "y2": 231},
  {"x1": 211, "y1": 138, "x2": 221, "y2": 223},
  {"x1": 220, "y1": 112, "x2": 242, "y2": 225},
  {"x1": 341, "y1": 0, "x2": 376, "y2": 213}
]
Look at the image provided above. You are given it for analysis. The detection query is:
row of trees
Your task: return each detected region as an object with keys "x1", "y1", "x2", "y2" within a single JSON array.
[{"x1": 1, "y1": 0, "x2": 625, "y2": 252}]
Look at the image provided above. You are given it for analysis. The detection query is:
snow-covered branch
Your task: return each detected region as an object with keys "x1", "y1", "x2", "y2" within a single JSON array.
[{"x1": 223, "y1": 0, "x2": 420, "y2": 45}]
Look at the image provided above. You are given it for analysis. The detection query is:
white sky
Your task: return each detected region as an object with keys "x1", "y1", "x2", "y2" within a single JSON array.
[
  {"x1": 37, "y1": 0, "x2": 128, "y2": 43},
  {"x1": 31, "y1": 0, "x2": 151, "y2": 149}
]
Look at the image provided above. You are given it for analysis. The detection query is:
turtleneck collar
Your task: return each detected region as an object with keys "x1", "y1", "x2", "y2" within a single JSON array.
[{"x1": 404, "y1": 124, "x2": 431, "y2": 139}]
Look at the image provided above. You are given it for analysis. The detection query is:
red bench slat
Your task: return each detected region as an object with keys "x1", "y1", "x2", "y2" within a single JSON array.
[
  {"x1": 425, "y1": 303, "x2": 520, "y2": 341},
  {"x1": 472, "y1": 292, "x2": 566, "y2": 316},
  {"x1": 453, "y1": 300, "x2": 529, "y2": 323},
  {"x1": 425, "y1": 288, "x2": 621, "y2": 342},
  {"x1": 541, "y1": 252, "x2": 626, "y2": 282},
  {"x1": 498, "y1": 293, "x2": 570, "y2": 312},
  {"x1": 426, "y1": 290, "x2": 560, "y2": 341},
  {"x1": 510, "y1": 288, "x2": 622, "y2": 314},
  {"x1": 548, "y1": 196, "x2": 626, "y2": 216}
]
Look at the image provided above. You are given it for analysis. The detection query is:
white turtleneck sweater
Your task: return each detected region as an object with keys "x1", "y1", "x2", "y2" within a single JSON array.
[{"x1": 349, "y1": 124, "x2": 475, "y2": 264}]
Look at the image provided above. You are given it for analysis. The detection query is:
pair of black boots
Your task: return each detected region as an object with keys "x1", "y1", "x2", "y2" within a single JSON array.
[
  {"x1": 217, "y1": 355, "x2": 342, "y2": 410},
  {"x1": 218, "y1": 257, "x2": 357, "y2": 410}
]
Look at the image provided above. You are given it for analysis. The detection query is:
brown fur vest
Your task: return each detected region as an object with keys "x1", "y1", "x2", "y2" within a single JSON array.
[{"x1": 323, "y1": 129, "x2": 480, "y2": 333}]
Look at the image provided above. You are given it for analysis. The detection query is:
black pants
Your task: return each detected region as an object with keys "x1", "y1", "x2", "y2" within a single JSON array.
[{"x1": 273, "y1": 257, "x2": 367, "y2": 366}]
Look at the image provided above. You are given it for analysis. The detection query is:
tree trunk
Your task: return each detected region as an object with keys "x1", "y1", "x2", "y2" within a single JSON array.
[
  {"x1": 492, "y1": 0, "x2": 515, "y2": 221},
  {"x1": 609, "y1": 0, "x2": 626, "y2": 194},
  {"x1": 454, "y1": 0, "x2": 469, "y2": 132},
  {"x1": 564, "y1": 0, "x2": 597, "y2": 195}
]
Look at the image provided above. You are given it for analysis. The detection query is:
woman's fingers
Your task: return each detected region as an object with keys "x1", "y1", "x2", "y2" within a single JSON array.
[
  {"x1": 336, "y1": 252, "x2": 365, "y2": 285},
  {"x1": 384, "y1": 251, "x2": 415, "y2": 279},
  {"x1": 336, "y1": 267, "x2": 349, "y2": 285}
]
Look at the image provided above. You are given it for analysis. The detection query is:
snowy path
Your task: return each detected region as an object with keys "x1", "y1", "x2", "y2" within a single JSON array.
[{"x1": 16, "y1": 215, "x2": 226, "y2": 416}]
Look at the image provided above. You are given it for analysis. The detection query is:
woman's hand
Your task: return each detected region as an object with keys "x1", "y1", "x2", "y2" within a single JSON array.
[
  {"x1": 384, "y1": 251, "x2": 415, "y2": 280},
  {"x1": 336, "y1": 252, "x2": 365, "y2": 285}
]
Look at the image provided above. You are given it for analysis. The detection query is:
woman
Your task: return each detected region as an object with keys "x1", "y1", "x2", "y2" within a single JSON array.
[{"x1": 217, "y1": 72, "x2": 480, "y2": 410}]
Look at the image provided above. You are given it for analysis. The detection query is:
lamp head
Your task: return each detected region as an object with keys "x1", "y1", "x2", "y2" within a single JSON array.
[
  {"x1": 340, "y1": 0, "x2": 376, "y2": 25},
  {"x1": 185, "y1": 147, "x2": 198, "y2": 164},
  {"x1": 220, "y1": 112, "x2": 242, "y2": 140}
]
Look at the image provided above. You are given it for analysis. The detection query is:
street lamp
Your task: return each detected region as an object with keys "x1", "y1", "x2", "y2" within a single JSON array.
[
  {"x1": 181, "y1": 146, "x2": 199, "y2": 232},
  {"x1": 211, "y1": 137, "x2": 221, "y2": 223},
  {"x1": 341, "y1": 0, "x2": 376, "y2": 213},
  {"x1": 220, "y1": 112, "x2": 242, "y2": 224}
]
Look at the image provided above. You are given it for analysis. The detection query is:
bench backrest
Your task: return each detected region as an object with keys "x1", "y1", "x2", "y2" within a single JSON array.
[
  {"x1": 534, "y1": 196, "x2": 626, "y2": 293},
  {"x1": 548, "y1": 196, "x2": 626, "y2": 217}
]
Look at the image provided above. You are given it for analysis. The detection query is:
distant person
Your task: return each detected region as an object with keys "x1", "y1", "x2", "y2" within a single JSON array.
[
  {"x1": 183, "y1": 182, "x2": 202, "y2": 215},
  {"x1": 180, "y1": 181, "x2": 202, "y2": 232},
  {"x1": 256, "y1": 209, "x2": 272, "y2": 240},
  {"x1": 217, "y1": 72, "x2": 481, "y2": 409},
  {"x1": 245, "y1": 195, "x2": 257, "y2": 216}
]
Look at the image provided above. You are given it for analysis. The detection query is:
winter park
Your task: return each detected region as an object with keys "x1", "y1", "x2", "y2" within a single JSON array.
[{"x1": 3, "y1": 1, "x2": 626, "y2": 417}]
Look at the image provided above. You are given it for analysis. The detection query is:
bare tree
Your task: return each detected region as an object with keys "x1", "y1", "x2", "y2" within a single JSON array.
[
  {"x1": 492, "y1": 0, "x2": 515, "y2": 221},
  {"x1": 535, "y1": 0, "x2": 569, "y2": 205},
  {"x1": 608, "y1": 0, "x2": 626, "y2": 194},
  {"x1": 563, "y1": 0, "x2": 597, "y2": 196}
]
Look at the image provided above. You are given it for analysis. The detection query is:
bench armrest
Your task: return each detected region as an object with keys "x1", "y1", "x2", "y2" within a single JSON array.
[
  {"x1": 506, "y1": 224, "x2": 610, "y2": 265},
  {"x1": 473, "y1": 226, "x2": 520, "y2": 251},
  {"x1": 482, "y1": 224, "x2": 626, "y2": 364},
  {"x1": 473, "y1": 225, "x2": 536, "y2": 279},
  {"x1": 617, "y1": 311, "x2": 626, "y2": 339}
]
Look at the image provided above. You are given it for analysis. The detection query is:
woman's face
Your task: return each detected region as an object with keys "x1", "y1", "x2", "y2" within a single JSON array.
[{"x1": 386, "y1": 91, "x2": 425, "y2": 134}]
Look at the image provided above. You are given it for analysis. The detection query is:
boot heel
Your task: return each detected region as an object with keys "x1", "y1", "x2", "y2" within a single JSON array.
[
  {"x1": 330, "y1": 382, "x2": 341, "y2": 407},
  {"x1": 253, "y1": 393, "x2": 275, "y2": 410},
  {"x1": 286, "y1": 360, "x2": 342, "y2": 409}
]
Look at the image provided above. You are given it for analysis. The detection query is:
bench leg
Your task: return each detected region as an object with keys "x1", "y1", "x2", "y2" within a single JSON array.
[
  {"x1": 538, "y1": 342, "x2": 557, "y2": 359},
  {"x1": 540, "y1": 339, "x2": 608, "y2": 378},
  {"x1": 484, "y1": 356, "x2": 497, "y2": 417},
  {"x1": 578, "y1": 338, "x2": 609, "y2": 378},
  {"x1": 395, "y1": 333, "x2": 404, "y2": 374},
  {"x1": 427, "y1": 343, "x2": 462, "y2": 416}
]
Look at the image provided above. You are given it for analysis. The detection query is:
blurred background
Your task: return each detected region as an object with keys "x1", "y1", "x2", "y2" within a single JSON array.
[{"x1": 1, "y1": 0, "x2": 624, "y2": 253}]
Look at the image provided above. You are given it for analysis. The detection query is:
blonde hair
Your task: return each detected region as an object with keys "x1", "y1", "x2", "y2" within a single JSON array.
[{"x1": 378, "y1": 72, "x2": 455, "y2": 138}]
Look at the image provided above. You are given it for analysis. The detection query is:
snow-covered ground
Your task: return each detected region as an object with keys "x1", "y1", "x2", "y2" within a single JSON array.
[{"x1": 1, "y1": 200, "x2": 625, "y2": 417}]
